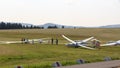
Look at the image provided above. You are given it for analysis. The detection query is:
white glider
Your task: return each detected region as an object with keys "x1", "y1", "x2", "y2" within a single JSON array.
[
  {"x1": 62, "y1": 35, "x2": 95, "y2": 50},
  {"x1": 101, "y1": 40, "x2": 120, "y2": 46}
]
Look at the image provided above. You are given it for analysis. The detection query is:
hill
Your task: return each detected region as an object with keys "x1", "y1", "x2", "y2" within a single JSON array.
[
  {"x1": 39, "y1": 23, "x2": 84, "y2": 28},
  {"x1": 1, "y1": 21, "x2": 120, "y2": 28},
  {"x1": 99, "y1": 24, "x2": 120, "y2": 28},
  {"x1": 35, "y1": 23, "x2": 120, "y2": 28}
]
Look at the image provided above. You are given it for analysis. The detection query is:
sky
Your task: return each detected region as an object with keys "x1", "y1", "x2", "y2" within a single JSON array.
[{"x1": 0, "y1": 0, "x2": 120, "y2": 27}]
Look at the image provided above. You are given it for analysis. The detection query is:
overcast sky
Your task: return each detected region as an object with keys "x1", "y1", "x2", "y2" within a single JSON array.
[{"x1": 0, "y1": 0, "x2": 120, "y2": 27}]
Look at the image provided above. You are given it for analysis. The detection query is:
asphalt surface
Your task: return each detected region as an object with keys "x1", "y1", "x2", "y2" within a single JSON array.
[{"x1": 58, "y1": 60, "x2": 120, "y2": 68}]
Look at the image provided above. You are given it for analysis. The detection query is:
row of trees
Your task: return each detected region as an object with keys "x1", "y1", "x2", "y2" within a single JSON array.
[
  {"x1": 0, "y1": 22, "x2": 44, "y2": 29},
  {"x1": 0, "y1": 22, "x2": 68, "y2": 29}
]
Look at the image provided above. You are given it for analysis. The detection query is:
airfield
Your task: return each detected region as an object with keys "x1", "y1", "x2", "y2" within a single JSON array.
[{"x1": 0, "y1": 28, "x2": 120, "y2": 68}]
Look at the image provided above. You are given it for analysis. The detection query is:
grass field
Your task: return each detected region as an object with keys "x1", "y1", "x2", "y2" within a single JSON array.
[{"x1": 0, "y1": 28, "x2": 120, "y2": 68}]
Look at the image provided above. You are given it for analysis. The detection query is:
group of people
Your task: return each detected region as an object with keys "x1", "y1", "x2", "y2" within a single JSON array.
[
  {"x1": 21, "y1": 38, "x2": 29, "y2": 44},
  {"x1": 21, "y1": 38, "x2": 59, "y2": 45},
  {"x1": 91, "y1": 39, "x2": 101, "y2": 48},
  {"x1": 51, "y1": 38, "x2": 59, "y2": 45},
  {"x1": 21, "y1": 38, "x2": 37, "y2": 44}
]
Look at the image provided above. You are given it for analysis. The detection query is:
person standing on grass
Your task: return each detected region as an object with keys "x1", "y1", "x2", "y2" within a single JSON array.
[
  {"x1": 91, "y1": 39, "x2": 96, "y2": 48},
  {"x1": 51, "y1": 38, "x2": 54, "y2": 45},
  {"x1": 31, "y1": 40, "x2": 34, "y2": 44},
  {"x1": 21, "y1": 38, "x2": 24, "y2": 44},
  {"x1": 56, "y1": 39, "x2": 58, "y2": 45},
  {"x1": 22, "y1": 38, "x2": 26, "y2": 44},
  {"x1": 96, "y1": 40, "x2": 101, "y2": 49}
]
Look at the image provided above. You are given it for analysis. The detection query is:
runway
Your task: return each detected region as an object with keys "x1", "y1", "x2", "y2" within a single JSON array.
[{"x1": 58, "y1": 60, "x2": 120, "y2": 68}]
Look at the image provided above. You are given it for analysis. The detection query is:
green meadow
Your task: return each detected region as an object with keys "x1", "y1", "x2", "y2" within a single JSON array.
[{"x1": 0, "y1": 28, "x2": 120, "y2": 68}]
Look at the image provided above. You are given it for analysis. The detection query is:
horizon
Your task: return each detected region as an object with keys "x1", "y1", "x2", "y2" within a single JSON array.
[
  {"x1": 0, "y1": 21, "x2": 120, "y2": 27},
  {"x1": 0, "y1": 0, "x2": 120, "y2": 27}
]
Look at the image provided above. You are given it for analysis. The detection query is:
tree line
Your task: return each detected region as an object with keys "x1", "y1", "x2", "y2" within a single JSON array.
[
  {"x1": 0, "y1": 22, "x2": 68, "y2": 29},
  {"x1": 0, "y1": 22, "x2": 44, "y2": 29}
]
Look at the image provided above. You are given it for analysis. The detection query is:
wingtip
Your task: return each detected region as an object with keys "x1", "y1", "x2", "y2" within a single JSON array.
[
  {"x1": 62, "y1": 35, "x2": 65, "y2": 37},
  {"x1": 91, "y1": 36, "x2": 94, "y2": 38}
]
